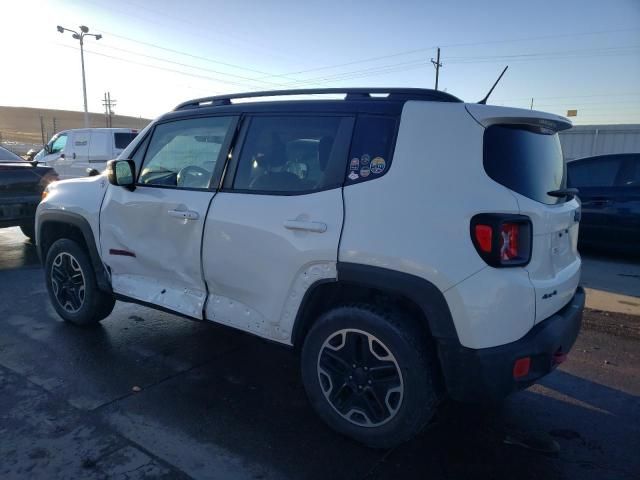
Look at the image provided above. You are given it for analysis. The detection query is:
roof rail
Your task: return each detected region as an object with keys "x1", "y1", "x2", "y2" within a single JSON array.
[{"x1": 173, "y1": 88, "x2": 462, "y2": 110}]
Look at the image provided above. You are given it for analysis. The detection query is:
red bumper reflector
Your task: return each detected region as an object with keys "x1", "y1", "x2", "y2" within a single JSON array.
[
  {"x1": 513, "y1": 357, "x2": 531, "y2": 378},
  {"x1": 553, "y1": 351, "x2": 568, "y2": 365}
]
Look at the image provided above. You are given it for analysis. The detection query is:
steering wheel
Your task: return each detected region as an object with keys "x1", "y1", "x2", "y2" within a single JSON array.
[{"x1": 176, "y1": 165, "x2": 210, "y2": 188}]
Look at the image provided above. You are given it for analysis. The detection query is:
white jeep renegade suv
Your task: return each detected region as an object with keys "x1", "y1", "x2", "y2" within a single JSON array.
[{"x1": 36, "y1": 88, "x2": 584, "y2": 448}]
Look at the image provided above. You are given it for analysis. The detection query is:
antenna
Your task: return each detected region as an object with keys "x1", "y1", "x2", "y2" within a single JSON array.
[{"x1": 477, "y1": 66, "x2": 509, "y2": 105}]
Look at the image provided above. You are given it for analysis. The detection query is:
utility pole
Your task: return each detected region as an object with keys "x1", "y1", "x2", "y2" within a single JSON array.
[
  {"x1": 40, "y1": 116, "x2": 46, "y2": 146},
  {"x1": 530, "y1": 98, "x2": 534, "y2": 110},
  {"x1": 57, "y1": 25, "x2": 103, "y2": 128},
  {"x1": 431, "y1": 47, "x2": 442, "y2": 90},
  {"x1": 52, "y1": 117, "x2": 58, "y2": 134},
  {"x1": 102, "y1": 91, "x2": 117, "y2": 127}
]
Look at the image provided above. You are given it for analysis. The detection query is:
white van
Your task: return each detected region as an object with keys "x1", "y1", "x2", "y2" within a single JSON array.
[{"x1": 37, "y1": 128, "x2": 139, "y2": 179}]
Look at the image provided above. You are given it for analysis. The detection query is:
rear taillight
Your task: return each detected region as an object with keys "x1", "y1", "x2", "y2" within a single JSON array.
[{"x1": 471, "y1": 214, "x2": 532, "y2": 267}]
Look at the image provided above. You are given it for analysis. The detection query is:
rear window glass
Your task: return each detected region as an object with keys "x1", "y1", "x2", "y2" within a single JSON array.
[
  {"x1": 567, "y1": 157, "x2": 622, "y2": 188},
  {"x1": 114, "y1": 132, "x2": 138, "y2": 149},
  {"x1": 484, "y1": 125, "x2": 565, "y2": 205}
]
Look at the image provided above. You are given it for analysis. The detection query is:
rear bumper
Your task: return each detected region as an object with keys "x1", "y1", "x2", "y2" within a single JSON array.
[
  {"x1": 438, "y1": 287, "x2": 585, "y2": 402},
  {"x1": 0, "y1": 196, "x2": 40, "y2": 227}
]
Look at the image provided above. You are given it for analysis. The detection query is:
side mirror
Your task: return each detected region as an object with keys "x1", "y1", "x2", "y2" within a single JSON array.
[
  {"x1": 44, "y1": 144, "x2": 50, "y2": 154},
  {"x1": 86, "y1": 167, "x2": 100, "y2": 177},
  {"x1": 107, "y1": 159, "x2": 136, "y2": 190}
]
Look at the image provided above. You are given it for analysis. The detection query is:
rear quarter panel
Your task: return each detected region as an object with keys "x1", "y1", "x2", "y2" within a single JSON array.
[
  {"x1": 339, "y1": 101, "x2": 519, "y2": 292},
  {"x1": 339, "y1": 101, "x2": 535, "y2": 348}
]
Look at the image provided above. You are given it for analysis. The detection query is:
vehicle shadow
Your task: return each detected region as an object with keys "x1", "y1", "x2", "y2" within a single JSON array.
[{"x1": 97, "y1": 330, "x2": 640, "y2": 480}]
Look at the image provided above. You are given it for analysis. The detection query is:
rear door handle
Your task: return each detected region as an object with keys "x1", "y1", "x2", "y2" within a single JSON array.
[
  {"x1": 168, "y1": 209, "x2": 199, "y2": 220},
  {"x1": 284, "y1": 220, "x2": 327, "y2": 233},
  {"x1": 587, "y1": 197, "x2": 611, "y2": 206}
]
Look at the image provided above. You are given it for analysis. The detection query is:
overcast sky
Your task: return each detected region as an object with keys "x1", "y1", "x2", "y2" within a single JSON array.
[{"x1": 1, "y1": 0, "x2": 639, "y2": 124}]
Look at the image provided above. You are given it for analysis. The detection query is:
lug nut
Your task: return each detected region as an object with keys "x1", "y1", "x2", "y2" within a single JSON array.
[
  {"x1": 368, "y1": 380, "x2": 372, "y2": 385},
  {"x1": 352, "y1": 364, "x2": 356, "y2": 368}
]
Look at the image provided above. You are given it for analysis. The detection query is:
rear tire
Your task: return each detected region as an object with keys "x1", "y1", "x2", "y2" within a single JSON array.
[
  {"x1": 44, "y1": 238, "x2": 115, "y2": 326},
  {"x1": 301, "y1": 304, "x2": 440, "y2": 448}
]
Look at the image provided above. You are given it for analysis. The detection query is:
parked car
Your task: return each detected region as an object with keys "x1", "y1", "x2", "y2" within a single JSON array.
[
  {"x1": 567, "y1": 153, "x2": 640, "y2": 253},
  {"x1": 0, "y1": 145, "x2": 58, "y2": 239},
  {"x1": 36, "y1": 128, "x2": 139, "y2": 179},
  {"x1": 35, "y1": 88, "x2": 584, "y2": 448}
]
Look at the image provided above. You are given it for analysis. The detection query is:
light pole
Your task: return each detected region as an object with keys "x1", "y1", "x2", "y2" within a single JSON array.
[{"x1": 57, "y1": 25, "x2": 102, "y2": 128}]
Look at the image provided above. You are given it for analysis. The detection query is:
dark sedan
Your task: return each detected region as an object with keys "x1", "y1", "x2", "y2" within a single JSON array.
[
  {"x1": 0, "y1": 145, "x2": 58, "y2": 239},
  {"x1": 567, "y1": 153, "x2": 640, "y2": 253}
]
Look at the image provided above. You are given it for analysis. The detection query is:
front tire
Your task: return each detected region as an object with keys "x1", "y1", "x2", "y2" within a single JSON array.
[
  {"x1": 20, "y1": 223, "x2": 35, "y2": 240},
  {"x1": 44, "y1": 238, "x2": 115, "y2": 325},
  {"x1": 301, "y1": 304, "x2": 440, "y2": 448}
]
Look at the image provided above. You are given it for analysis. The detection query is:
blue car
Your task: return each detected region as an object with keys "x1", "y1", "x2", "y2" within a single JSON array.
[{"x1": 567, "y1": 153, "x2": 640, "y2": 253}]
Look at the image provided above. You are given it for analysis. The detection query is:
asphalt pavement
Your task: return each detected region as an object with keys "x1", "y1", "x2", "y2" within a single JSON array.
[{"x1": 1, "y1": 227, "x2": 639, "y2": 480}]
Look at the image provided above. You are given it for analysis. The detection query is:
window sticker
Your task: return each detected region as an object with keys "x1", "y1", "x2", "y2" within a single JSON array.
[
  {"x1": 370, "y1": 157, "x2": 386, "y2": 174},
  {"x1": 349, "y1": 158, "x2": 360, "y2": 171},
  {"x1": 361, "y1": 154, "x2": 370, "y2": 166},
  {"x1": 348, "y1": 171, "x2": 359, "y2": 181},
  {"x1": 359, "y1": 166, "x2": 370, "y2": 177}
]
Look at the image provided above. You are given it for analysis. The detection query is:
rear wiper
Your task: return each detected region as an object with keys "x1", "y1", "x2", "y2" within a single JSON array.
[{"x1": 547, "y1": 188, "x2": 579, "y2": 199}]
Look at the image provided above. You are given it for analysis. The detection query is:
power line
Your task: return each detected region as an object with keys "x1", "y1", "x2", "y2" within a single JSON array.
[
  {"x1": 98, "y1": 29, "x2": 289, "y2": 78},
  {"x1": 90, "y1": 42, "x2": 287, "y2": 87},
  {"x1": 91, "y1": 24, "x2": 639, "y2": 86},
  {"x1": 250, "y1": 27, "x2": 640, "y2": 80},
  {"x1": 272, "y1": 46, "x2": 639, "y2": 87},
  {"x1": 57, "y1": 44, "x2": 275, "y2": 90}
]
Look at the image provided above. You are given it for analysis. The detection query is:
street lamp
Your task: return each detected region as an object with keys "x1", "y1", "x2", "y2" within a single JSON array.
[{"x1": 57, "y1": 25, "x2": 102, "y2": 128}]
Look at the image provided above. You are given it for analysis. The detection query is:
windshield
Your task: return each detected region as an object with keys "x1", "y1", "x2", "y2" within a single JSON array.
[
  {"x1": 0, "y1": 145, "x2": 26, "y2": 163},
  {"x1": 484, "y1": 125, "x2": 566, "y2": 205}
]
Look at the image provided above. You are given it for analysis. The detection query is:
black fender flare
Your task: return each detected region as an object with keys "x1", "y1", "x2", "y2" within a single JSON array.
[
  {"x1": 336, "y1": 262, "x2": 459, "y2": 341},
  {"x1": 37, "y1": 210, "x2": 111, "y2": 292}
]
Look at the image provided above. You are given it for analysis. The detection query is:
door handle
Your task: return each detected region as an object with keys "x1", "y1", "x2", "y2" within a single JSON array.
[
  {"x1": 72, "y1": 152, "x2": 76, "y2": 159},
  {"x1": 284, "y1": 220, "x2": 327, "y2": 233},
  {"x1": 168, "y1": 209, "x2": 199, "y2": 220},
  {"x1": 586, "y1": 197, "x2": 611, "y2": 206}
]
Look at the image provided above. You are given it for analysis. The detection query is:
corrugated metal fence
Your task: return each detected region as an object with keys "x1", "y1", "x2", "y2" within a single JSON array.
[{"x1": 560, "y1": 124, "x2": 640, "y2": 161}]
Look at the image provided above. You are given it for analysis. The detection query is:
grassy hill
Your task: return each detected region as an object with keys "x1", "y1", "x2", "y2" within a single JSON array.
[{"x1": 0, "y1": 106, "x2": 151, "y2": 154}]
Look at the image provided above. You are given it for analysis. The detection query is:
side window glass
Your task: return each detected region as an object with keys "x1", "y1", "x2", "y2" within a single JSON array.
[
  {"x1": 50, "y1": 134, "x2": 68, "y2": 154},
  {"x1": 233, "y1": 116, "x2": 352, "y2": 194},
  {"x1": 567, "y1": 158, "x2": 621, "y2": 188},
  {"x1": 139, "y1": 116, "x2": 233, "y2": 189},
  {"x1": 616, "y1": 158, "x2": 640, "y2": 187},
  {"x1": 346, "y1": 116, "x2": 397, "y2": 184},
  {"x1": 114, "y1": 132, "x2": 138, "y2": 149}
]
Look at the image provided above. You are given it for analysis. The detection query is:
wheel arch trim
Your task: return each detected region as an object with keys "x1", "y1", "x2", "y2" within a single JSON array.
[
  {"x1": 37, "y1": 210, "x2": 111, "y2": 292},
  {"x1": 291, "y1": 262, "x2": 460, "y2": 346}
]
